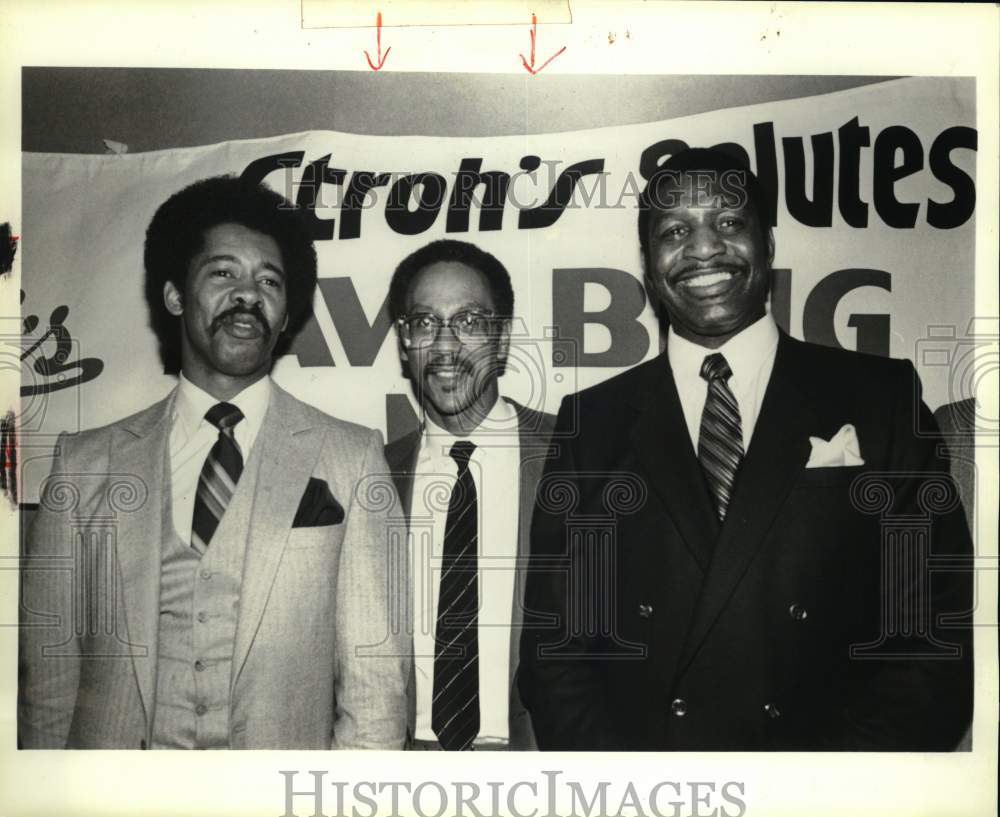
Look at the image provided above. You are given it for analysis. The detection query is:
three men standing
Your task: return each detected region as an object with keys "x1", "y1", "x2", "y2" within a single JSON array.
[{"x1": 20, "y1": 151, "x2": 973, "y2": 754}]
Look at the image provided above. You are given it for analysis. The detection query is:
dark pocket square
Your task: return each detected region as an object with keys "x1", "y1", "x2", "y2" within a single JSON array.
[{"x1": 292, "y1": 478, "x2": 345, "y2": 527}]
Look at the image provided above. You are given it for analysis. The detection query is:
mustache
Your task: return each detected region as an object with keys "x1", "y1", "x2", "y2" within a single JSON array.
[
  {"x1": 674, "y1": 259, "x2": 747, "y2": 277},
  {"x1": 210, "y1": 305, "x2": 272, "y2": 338},
  {"x1": 423, "y1": 347, "x2": 496, "y2": 374},
  {"x1": 425, "y1": 357, "x2": 473, "y2": 371}
]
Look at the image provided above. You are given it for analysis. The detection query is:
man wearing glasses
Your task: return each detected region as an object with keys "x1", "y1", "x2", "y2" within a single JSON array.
[{"x1": 384, "y1": 239, "x2": 555, "y2": 750}]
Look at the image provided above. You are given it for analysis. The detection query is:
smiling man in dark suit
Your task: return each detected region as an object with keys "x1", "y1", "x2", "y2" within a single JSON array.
[
  {"x1": 384, "y1": 239, "x2": 555, "y2": 750},
  {"x1": 519, "y1": 148, "x2": 973, "y2": 751},
  {"x1": 20, "y1": 175, "x2": 407, "y2": 749}
]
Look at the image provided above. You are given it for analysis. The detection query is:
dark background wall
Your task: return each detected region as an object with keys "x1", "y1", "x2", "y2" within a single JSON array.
[{"x1": 22, "y1": 68, "x2": 893, "y2": 153}]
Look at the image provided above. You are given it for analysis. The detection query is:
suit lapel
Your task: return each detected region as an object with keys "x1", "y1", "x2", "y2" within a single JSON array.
[
  {"x1": 628, "y1": 357, "x2": 719, "y2": 572},
  {"x1": 383, "y1": 430, "x2": 421, "y2": 738},
  {"x1": 509, "y1": 403, "x2": 554, "y2": 723},
  {"x1": 677, "y1": 333, "x2": 818, "y2": 671},
  {"x1": 230, "y1": 385, "x2": 325, "y2": 691},
  {"x1": 384, "y1": 430, "x2": 420, "y2": 522},
  {"x1": 109, "y1": 391, "x2": 175, "y2": 725}
]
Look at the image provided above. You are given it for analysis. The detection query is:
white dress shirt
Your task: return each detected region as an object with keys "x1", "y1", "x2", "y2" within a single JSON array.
[
  {"x1": 169, "y1": 373, "x2": 272, "y2": 543},
  {"x1": 667, "y1": 314, "x2": 780, "y2": 453},
  {"x1": 410, "y1": 396, "x2": 521, "y2": 743}
]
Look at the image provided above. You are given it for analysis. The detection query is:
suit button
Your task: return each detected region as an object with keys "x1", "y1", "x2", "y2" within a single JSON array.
[
  {"x1": 764, "y1": 702, "x2": 781, "y2": 719},
  {"x1": 670, "y1": 698, "x2": 688, "y2": 717},
  {"x1": 194, "y1": 659, "x2": 205, "y2": 672},
  {"x1": 196, "y1": 611, "x2": 208, "y2": 623},
  {"x1": 200, "y1": 569, "x2": 212, "y2": 581},
  {"x1": 195, "y1": 704, "x2": 208, "y2": 716},
  {"x1": 788, "y1": 603, "x2": 808, "y2": 621},
  {"x1": 638, "y1": 603, "x2": 653, "y2": 619},
  {"x1": 139, "y1": 739, "x2": 147, "y2": 749}
]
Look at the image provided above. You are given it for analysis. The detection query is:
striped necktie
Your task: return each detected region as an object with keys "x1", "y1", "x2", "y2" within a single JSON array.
[
  {"x1": 432, "y1": 440, "x2": 480, "y2": 750},
  {"x1": 698, "y1": 353, "x2": 743, "y2": 522},
  {"x1": 190, "y1": 402, "x2": 245, "y2": 555}
]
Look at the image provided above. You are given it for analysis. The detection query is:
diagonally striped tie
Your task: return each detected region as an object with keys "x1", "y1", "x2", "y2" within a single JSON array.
[
  {"x1": 432, "y1": 440, "x2": 480, "y2": 750},
  {"x1": 190, "y1": 402, "x2": 244, "y2": 556},
  {"x1": 698, "y1": 353, "x2": 744, "y2": 522}
]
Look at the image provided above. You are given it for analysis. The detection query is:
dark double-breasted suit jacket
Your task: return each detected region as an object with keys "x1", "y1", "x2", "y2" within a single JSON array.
[
  {"x1": 384, "y1": 400, "x2": 556, "y2": 750},
  {"x1": 519, "y1": 333, "x2": 973, "y2": 751}
]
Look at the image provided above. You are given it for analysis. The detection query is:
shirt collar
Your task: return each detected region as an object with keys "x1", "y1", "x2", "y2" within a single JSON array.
[
  {"x1": 667, "y1": 313, "x2": 779, "y2": 387},
  {"x1": 419, "y1": 396, "x2": 518, "y2": 460},
  {"x1": 173, "y1": 372, "x2": 272, "y2": 444}
]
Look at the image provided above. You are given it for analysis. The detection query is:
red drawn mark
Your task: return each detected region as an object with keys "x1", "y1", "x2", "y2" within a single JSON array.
[
  {"x1": 364, "y1": 12, "x2": 392, "y2": 71},
  {"x1": 1, "y1": 409, "x2": 17, "y2": 505},
  {"x1": 519, "y1": 13, "x2": 566, "y2": 75}
]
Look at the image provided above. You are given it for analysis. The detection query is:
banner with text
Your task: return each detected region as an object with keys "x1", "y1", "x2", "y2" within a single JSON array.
[{"x1": 19, "y1": 76, "x2": 977, "y2": 501}]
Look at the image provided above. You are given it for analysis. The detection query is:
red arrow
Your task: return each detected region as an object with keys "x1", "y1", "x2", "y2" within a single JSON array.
[
  {"x1": 364, "y1": 12, "x2": 391, "y2": 71},
  {"x1": 519, "y1": 13, "x2": 566, "y2": 75}
]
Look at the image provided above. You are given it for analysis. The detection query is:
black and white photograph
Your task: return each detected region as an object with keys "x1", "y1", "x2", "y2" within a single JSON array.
[{"x1": 1, "y1": 2, "x2": 997, "y2": 816}]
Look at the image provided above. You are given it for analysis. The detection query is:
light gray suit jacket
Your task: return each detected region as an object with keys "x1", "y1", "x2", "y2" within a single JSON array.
[
  {"x1": 383, "y1": 400, "x2": 556, "y2": 750},
  {"x1": 19, "y1": 382, "x2": 409, "y2": 749}
]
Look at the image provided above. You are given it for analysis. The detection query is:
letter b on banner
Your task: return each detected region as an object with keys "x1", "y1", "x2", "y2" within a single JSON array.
[{"x1": 552, "y1": 268, "x2": 650, "y2": 368}]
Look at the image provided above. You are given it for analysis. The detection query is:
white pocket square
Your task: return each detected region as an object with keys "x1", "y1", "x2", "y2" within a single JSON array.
[{"x1": 806, "y1": 424, "x2": 865, "y2": 468}]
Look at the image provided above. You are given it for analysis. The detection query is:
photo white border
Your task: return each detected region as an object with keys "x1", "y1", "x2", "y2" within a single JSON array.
[{"x1": 1, "y1": 3, "x2": 997, "y2": 816}]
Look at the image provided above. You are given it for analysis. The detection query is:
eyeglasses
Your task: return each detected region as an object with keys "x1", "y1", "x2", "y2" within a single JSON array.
[{"x1": 397, "y1": 310, "x2": 500, "y2": 347}]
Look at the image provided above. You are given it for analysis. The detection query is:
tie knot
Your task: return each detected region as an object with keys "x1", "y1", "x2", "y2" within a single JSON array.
[
  {"x1": 700, "y1": 353, "x2": 733, "y2": 383},
  {"x1": 449, "y1": 440, "x2": 476, "y2": 470},
  {"x1": 205, "y1": 402, "x2": 244, "y2": 433}
]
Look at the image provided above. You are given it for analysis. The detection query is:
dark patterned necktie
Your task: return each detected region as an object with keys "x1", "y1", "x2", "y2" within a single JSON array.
[
  {"x1": 190, "y1": 402, "x2": 245, "y2": 555},
  {"x1": 432, "y1": 440, "x2": 480, "y2": 750},
  {"x1": 698, "y1": 353, "x2": 744, "y2": 522}
]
